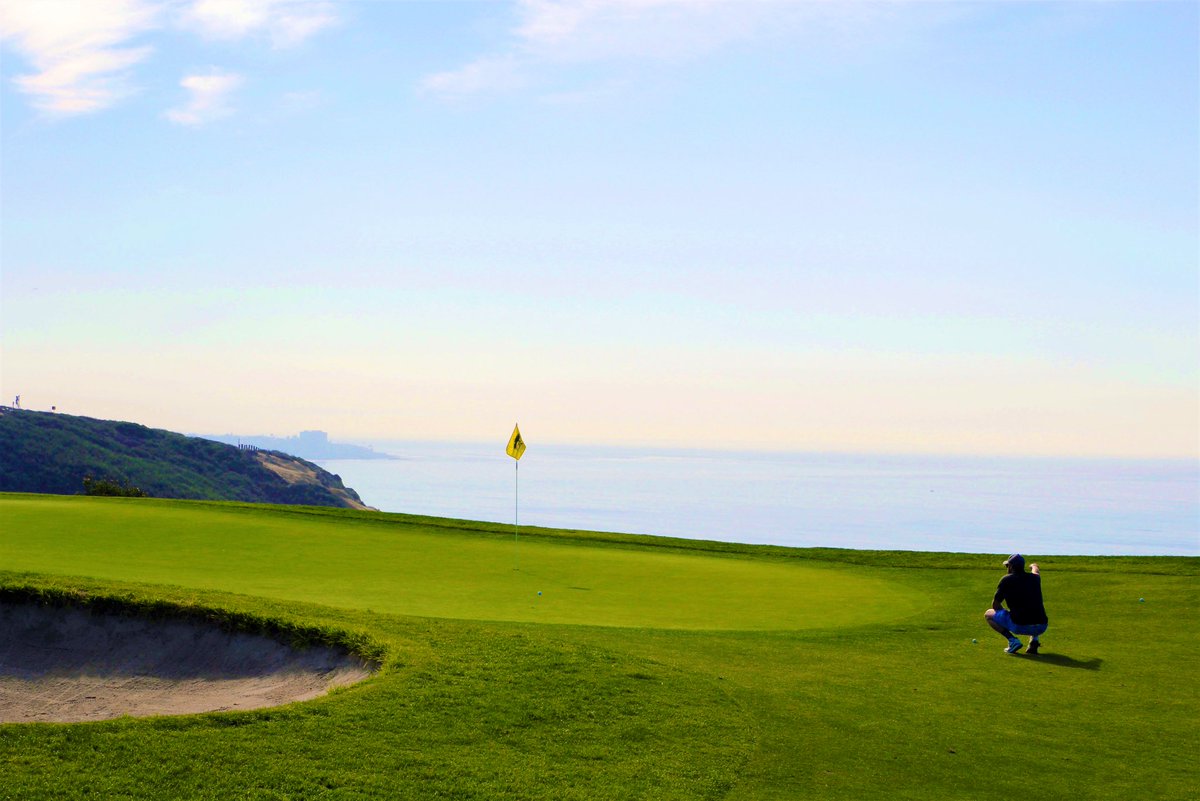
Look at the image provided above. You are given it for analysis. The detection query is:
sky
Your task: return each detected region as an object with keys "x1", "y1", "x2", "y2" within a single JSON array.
[{"x1": 0, "y1": 0, "x2": 1196, "y2": 458}]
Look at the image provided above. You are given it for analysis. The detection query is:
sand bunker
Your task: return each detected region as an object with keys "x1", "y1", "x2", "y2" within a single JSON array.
[{"x1": 0, "y1": 601, "x2": 374, "y2": 723}]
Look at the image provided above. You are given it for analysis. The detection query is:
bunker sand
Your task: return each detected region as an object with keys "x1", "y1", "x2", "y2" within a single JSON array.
[{"x1": 0, "y1": 602, "x2": 373, "y2": 723}]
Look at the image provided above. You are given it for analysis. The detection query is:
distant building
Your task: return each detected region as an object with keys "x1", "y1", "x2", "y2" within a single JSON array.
[
  {"x1": 298, "y1": 430, "x2": 329, "y2": 448},
  {"x1": 198, "y1": 430, "x2": 393, "y2": 461}
]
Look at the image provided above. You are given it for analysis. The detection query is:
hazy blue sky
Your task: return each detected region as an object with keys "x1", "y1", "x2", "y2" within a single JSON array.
[{"x1": 1, "y1": 1, "x2": 1196, "y2": 457}]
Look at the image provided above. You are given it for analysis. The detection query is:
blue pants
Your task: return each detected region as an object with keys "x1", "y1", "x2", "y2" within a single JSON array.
[{"x1": 993, "y1": 608, "x2": 1047, "y2": 637}]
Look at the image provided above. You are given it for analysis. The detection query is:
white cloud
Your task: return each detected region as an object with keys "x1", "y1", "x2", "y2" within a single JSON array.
[
  {"x1": 0, "y1": 0, "x2": 161, "y2": 114},
  {"x1": 419, "y1": 0, "x2": 900, "y2": 99},
  {"x1": 419, "y1": 55, "x2": 526, "y2": 98},
  {"x1": 165, "y1": 69, "x2": 243, "y2": 125},
  {"x1": 180, "y1": 0, "x2": 338, "y2": 48},
  {"x1": 418, "y1": 0, "x2": 755, "y2": 98},
  {"x1": 514, "y1": 0, "x2": 753, "y2": 56},
  {"x1": 0, "y1": 0, "x2": 336, "y2": 118}
]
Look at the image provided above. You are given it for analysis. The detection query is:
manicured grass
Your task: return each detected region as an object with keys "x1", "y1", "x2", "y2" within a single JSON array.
[
  {"x1": 1, "y1": 493, "x2": 1197, "y2": 800},
  {"x1": 0, "y1": 495, "x2": 918, "y2": 630}
]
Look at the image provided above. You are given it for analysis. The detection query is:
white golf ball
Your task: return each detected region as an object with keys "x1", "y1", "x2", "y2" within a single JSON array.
[
  {"x1": 537, "y1": 591, "x2": 542, "y2": 596},
  {"x1": 971, "y1": 639, "x2": 977, "y2": 644}
]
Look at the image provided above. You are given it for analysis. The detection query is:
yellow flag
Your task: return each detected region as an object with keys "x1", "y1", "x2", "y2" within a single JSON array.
[{"x1": 506, "y1": 424, "x2": 526, "y2": 460}]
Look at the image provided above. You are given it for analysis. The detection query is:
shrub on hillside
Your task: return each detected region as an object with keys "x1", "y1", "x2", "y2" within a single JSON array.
[{"x1": 82, "y1": 476, "x2": 149, "y2": 498}]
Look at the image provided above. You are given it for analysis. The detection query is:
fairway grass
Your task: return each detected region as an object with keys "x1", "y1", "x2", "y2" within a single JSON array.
[{"x1": 1, "y1": 493, "x2": 1197, "y2": 800}]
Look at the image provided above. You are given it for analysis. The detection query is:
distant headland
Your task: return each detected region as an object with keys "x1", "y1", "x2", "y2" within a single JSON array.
[{"x1": 198, "y1": 430, "x2": 395, "y2": 461}]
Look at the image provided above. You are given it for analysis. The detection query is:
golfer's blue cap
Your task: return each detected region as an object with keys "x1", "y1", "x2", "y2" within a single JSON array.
[{"x1": 1004, "y1": 554, "x2": 1025, "y2": 568}]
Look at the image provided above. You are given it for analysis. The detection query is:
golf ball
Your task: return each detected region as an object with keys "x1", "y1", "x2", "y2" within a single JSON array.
[
  {"x1": 971, "y1": 639, "x2": 977, "y2": 644},
  {"x1": 1139, "y1": 598, "x2": 1144, "y2": 603},
  {"x1": 537, "y1": 591, "x2": 542, "y2": 596}
]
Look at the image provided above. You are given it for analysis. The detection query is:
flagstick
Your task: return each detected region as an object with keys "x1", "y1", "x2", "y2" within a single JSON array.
[{"x1": 513, "y1": 460, "x2": 519, "y2": 571}]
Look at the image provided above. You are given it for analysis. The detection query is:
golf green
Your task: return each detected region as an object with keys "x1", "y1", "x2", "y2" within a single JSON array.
[{"x1": 0, "y1": 495, "x2": 917, "y2": 630}]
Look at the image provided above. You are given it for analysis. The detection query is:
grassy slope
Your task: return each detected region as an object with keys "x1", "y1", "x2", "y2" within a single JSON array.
[
  {"x1": 0, "y1": 410, "x2": 362, "y2": 508},
  {"x1": 1, "y1": 494, "x2": 1196, "y2": 800}
]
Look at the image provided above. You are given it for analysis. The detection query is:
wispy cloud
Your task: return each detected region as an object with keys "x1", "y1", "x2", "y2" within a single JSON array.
[
  {"x1": 419, "y1": 0, "x2": 911, "y2": 100},
  {"x1": 513, "y1": 0, "x2": 763, "y2": 57},
  {"x1": 419, "y1": 0, "x2": 802, "y2": 98},
  {"x1": 180, "y1": 0, "x2": 338, "y2": 48},
  {"x1": 165, "y1": 69, "x2": 243, "y2": 125},
  {"x1": 420, "y1": 55, "x2": 527, "y2": 98},
  {"x1": 0, "y1": 0, "x2": 336, "y2": 118},
  {"x1": 0, "y1": 0, "x2": 161, "y2": 114}
]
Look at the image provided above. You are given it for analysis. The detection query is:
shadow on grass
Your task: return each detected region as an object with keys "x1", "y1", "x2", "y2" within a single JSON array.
[{"x1": 1026, "y1": 652, "x2": 1102, "y2": 671}]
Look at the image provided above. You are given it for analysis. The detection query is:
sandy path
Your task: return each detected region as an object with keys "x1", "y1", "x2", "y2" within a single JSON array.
[{"x1": 0, "y1": 602, "x2": 373, "y2": 723}]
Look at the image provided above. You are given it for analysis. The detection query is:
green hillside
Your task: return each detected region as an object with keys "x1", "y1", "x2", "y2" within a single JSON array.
[{"x1": 0, "y1": 408, "x2": 367, "y2": 509}]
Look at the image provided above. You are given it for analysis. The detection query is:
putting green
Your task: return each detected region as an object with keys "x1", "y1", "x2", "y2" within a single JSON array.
[{"x1": 0, "y1": 495, "x2": 920, "y2": 630}]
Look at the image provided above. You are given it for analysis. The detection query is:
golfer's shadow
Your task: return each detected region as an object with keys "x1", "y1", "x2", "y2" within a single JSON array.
[{"x1": 1026, "y1": 652, "x2": 1102, "y2": 671}]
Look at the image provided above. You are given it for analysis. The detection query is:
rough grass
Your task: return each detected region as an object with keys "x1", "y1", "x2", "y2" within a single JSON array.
[{"x1": 1, "y1": 493, "x2": 1197, "y2": 800}]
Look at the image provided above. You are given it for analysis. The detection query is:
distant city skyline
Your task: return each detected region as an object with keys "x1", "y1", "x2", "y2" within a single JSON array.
[
  {"x1": 1, "y1": 1, "x2": 1196, "y2": 458},
  {"x1": 198, "y1": 428, "x2": 394, "y2": 460}
]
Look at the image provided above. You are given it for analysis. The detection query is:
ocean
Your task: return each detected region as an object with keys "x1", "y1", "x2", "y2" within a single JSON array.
[{"x1": 318, "y1": 443, "x2": 1199, "y2": 556}]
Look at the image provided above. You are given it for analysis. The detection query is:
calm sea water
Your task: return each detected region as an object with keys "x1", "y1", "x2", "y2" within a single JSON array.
[{"x1": 318, "y1": 443, "x2": 1199, "y2": 556}]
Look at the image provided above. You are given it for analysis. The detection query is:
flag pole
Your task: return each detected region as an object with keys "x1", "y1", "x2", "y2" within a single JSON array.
[
  {"x1": 514, "y1": 459, "x2": 519, "y2": 571},
  {"x1": 506, "y1": 423, "x2": 526, "y2": 571}
]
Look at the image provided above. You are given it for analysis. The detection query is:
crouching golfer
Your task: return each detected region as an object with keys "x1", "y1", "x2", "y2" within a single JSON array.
[{"x1": 985, "y1": 554, "x2": 1048, "y2": 655}]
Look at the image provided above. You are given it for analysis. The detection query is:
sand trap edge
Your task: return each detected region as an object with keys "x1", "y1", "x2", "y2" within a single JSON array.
[{"x1": 0, "y1": 584, "x2": 384, "y2": 724}]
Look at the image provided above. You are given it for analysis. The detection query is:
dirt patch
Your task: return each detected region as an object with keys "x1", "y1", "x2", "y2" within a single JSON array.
[
  {"x1": 0, "y1": 602, "x2": 374, "y2": 723},
  {"x1": 255, "y1": 451, "x2": 371, "y2": 510}
]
